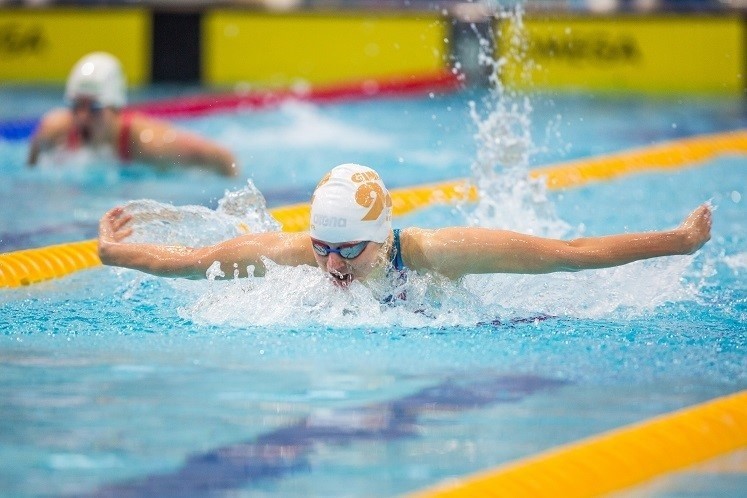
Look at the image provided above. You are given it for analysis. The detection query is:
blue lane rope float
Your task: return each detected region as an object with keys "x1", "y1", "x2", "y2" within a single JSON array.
[
  {"x1": 2, "y1": 128, "x2": 745, "y2": 288},
  {"x1": 0, "y1": 117, "x2": 39, "y2": 141}
]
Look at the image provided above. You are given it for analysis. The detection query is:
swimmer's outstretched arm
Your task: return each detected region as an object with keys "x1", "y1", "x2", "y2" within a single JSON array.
[
  {"x1": 406, "y1": 204, "x2": 712, "y2": 279},
  {"x1": 98, "y1": 207, "x2": 315, "y2": 279},
  {"x1": 27, "y1": 109, "x2": 68, "y2": 166},
  {"x1": 128, "y1": 116, "x2": 240, "y2": 177}
]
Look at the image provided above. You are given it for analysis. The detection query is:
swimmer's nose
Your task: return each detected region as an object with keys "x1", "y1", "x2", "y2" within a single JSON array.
[{"x1": 326, "y1": 253, "x2": 347, "y2": 273}]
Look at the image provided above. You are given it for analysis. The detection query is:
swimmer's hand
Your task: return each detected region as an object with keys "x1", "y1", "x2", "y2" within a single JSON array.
[
  {"x1": 676, "y1": 203, "x2": 712, "y2": 255},
  {"x1": 99, "y1": 206, "x2": 133, "y2": 244},
  {"x1": 97, "y1": 206, "x2": 202, "y2": 277},
  {"x1": 98, "y1": 206, "x2": 135, "y2": 268}
]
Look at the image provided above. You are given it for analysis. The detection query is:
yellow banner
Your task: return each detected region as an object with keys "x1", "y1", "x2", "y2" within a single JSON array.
[
  {"x1": 500, "y1": 15, "x2": 744, "y2": 94},
  {"x1": 204, "y1": 11, "x2": 448, "y2": 86},
  {"x1": 0, "y1": 8, "x2": 150, "y2": 84}
]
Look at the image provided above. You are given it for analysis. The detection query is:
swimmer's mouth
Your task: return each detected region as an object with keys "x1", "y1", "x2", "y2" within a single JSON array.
[{"x1": 329, "y1": 271, "x2": 354, "y2": 288}]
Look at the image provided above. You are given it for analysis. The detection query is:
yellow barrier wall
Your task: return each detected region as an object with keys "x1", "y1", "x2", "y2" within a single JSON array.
[
  {"x1": 499, "y1": 15, "x2": 744, "y2": 94},
  {"x1": 203, "y1": 11, "x2": 448, "y2": 87},
  {"x1": 0, "y1": 8, "x2": 150, "y2": 85},
  {"x1": 1, "y1": 8, "x2": 742, "y2": 94}
]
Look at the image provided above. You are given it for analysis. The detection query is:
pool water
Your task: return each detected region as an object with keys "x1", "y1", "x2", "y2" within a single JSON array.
[{"x1": 0, "y1": 82, "x2": 746, "y2": 497}]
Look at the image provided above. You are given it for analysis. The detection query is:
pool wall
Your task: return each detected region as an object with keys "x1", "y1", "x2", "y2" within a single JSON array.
[{"x1": 0, "y1": 5, "x2": 743, "y2": 94}]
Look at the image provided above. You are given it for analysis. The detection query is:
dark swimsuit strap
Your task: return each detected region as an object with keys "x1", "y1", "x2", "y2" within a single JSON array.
[
  {"x1": 382, "y1": 229, "x2": 407, "y2": 304},
  {"x1": 390, "y1": 228, "x2": 405, "y2": 271}
]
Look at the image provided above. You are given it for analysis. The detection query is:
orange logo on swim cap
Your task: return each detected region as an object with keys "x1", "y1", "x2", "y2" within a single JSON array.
[{"x1": 356, "y1": 182, "x2": 392, "y2": 221}]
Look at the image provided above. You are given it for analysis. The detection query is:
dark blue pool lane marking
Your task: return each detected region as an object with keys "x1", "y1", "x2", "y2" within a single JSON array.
[
  {"x1": 83, "y1": 374, "x2": 567, "y2": 498},
  {"x1": 0, "y1": 116, "x2": 38, "y2": 141}
]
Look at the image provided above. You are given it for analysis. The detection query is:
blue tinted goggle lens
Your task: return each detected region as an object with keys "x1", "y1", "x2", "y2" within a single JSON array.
[
  {"x1": 311, "y1": 240, "x2": 369, "y2": 259},
  {"x1": 70, "y1": 100, "x2": 103, "y2": 113}
]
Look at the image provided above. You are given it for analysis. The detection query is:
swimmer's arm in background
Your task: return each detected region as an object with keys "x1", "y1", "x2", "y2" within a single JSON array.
[
  {"x1": 27, "y1": 109, "x2": 70, "y2": 166},
  {"x1": 126, "y1": 115, "x2": 240, "y2": 177},
  {"x1": 98, "y1": 207, "x2": 315, "y2": 279},
  {"x1": 406, "y1": 204, "x2": 712, "y2": 279}
]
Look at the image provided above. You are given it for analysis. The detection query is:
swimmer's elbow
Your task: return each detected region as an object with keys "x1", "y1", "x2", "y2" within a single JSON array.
[
  {"x1": 222, "y1": 161, "x2": 240, "y2": 177},
  {"x1": 542, "y1": 242, "x2": 597, "y2": 273}
]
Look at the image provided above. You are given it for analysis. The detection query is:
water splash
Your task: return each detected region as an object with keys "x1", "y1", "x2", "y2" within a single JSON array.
[
  {"x1": 124, "y1": 179, "x2": 280, "y2": 247},
  {"x1": 455, "y1": 5, "x2": 569, "y2": 238},
  {"x1": 454, "y1": 4, "x2": 699, "y2": 318},
  {"x1": 176, "y1": 261, "x2": 488, "y2": 329},
  {"x1": 132, "y1": 5, "x2": 702, "y2": 327}
]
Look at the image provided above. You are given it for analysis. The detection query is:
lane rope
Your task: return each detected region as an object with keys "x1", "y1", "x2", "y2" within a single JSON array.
[
  {"x1": 0, "y1": 71, "x2": 460, "y2": 141},
  {"x1": 1, "y1": 128, "x2": 744, "y2": 288},
  {"x1": 409, "y1": 389, "x2": 747, "y2": 498},
  {"x1": 531, "y1": 128, "x2": 747, "y2": 189}
]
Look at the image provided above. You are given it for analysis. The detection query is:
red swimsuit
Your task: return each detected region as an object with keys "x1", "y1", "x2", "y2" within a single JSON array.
[{"x1": 65, "y1": 111, "x2": 133, "y2": 162}]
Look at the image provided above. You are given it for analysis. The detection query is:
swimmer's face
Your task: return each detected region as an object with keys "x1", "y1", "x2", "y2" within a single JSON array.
[
  {"x1": 70, "y1": 97, "x2": 110, "y2": 136},
  {"x1": 71, "y1": 97, "x2": 103, "y2": 120},
  {"x1": 311, "y1": 238, "x2": 384, "y2": 288}
]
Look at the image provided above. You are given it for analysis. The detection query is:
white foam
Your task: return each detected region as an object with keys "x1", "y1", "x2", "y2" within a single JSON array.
[
  {"x1": 724, "y1": 252, "x2": 747, "y2": 270},
  {"x1": 225, "y1": 101, "x2": 391, "y2": 150}
]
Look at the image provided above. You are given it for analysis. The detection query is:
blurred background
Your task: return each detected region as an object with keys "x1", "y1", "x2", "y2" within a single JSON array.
[{"x1": 0, "y1": 0, "x2": 744, "y2": 94}]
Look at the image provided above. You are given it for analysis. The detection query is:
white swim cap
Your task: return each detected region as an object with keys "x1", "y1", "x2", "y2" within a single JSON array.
[
  {"x1": 310, "y1": 164, "x2": 392, "y2": 244},
  {"x1": 65, "y1": 52, "x2": 126, "y2": 108}
]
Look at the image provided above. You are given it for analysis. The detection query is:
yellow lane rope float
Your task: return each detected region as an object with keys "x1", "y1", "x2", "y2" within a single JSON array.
[
  {"x1": 410, "y1": 389, "x2": 747, "y2": 498},
  {"x1": 1, "y1": 128, "x2": 745, "y2": 289},
  {"x1": 531, "y1": 128, "x2": 747, "y2": 189},
  {"x1": 0, "y1": 239, "x2": 100, "y2": 288}
]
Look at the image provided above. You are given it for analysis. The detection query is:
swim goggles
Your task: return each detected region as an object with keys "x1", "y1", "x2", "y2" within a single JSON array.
[
  {"x1": 70, "y1": 98, "x2": 103, "y2": 114},
  {"x1": 311, "y1": 239, "x2": 369, "y2": 259}
]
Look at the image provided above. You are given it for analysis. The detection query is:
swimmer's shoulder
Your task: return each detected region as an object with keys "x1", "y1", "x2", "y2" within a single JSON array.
[
  {"x1": 399, "y1": 227, "x2": 473, "y2": 278},
  {"x1": 398, "y1": 227, "x2": 436, "y2": 272},
  {"x1": 281, "y1": 231, "x2": 316, "y2": 265},
  {"x1": 34, "y1": 108, "x2": 73, "y2": 140}
]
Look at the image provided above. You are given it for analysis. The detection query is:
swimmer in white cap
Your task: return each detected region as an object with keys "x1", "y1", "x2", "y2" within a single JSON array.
[
  {"x1": 28, "y1": 52, "x2": 239, "y2": 177},
  {"x1": 98, "y1": 163, "x2": 712, "y2": 293}
]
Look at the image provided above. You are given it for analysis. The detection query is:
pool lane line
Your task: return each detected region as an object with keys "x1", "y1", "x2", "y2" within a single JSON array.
[
  {"x1": 1, "y1": 127, "x2": 745, "y2": 288},
  {"x1": 0, "y1": 70, "x2": 461, "y2": 141},
  {"x1": 531, "y1": 128, "x2": 747, "y2": 189},
  {"x1": 86, "y1": 375, "x2": 567, "y2": 497},
  {"x1": 0, "y1": 239, "x2": 100, "y2": 288},
  {"x1": 409, "y1": 389, "x2": 747, "y2": 498}
]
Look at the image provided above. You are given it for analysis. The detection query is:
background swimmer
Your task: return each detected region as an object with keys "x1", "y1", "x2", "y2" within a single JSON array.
[
  {"x1": 28, "y1": 52, "x2": 239, "y2": 177},
  {"x1": 98, "y1": 164, "x2": 712, "y2": 291}
]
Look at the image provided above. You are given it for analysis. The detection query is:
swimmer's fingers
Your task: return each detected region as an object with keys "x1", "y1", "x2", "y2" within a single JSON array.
[
  {"x1": 679, "y1": 204, "x2": 712, "y2": 254},
  {"x1": 112, "y1": 226, "x2": 133, "y2": 242},
  {"x1": 111, "y1": 211, "x2": 133, "y2": 233},
  {"x1": 100, "y1": 207, "x2": 133, "y2": 242}
]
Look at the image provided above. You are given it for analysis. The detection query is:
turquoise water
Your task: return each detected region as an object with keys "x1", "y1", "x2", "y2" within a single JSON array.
[{"x1": 1, "y1": 85, "x2": 746, "y2": 497}]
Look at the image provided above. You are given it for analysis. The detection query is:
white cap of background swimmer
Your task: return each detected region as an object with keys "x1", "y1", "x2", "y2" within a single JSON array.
[
  {"x1": 310, "y1": 163, "x2": 393, "y2": 244},
  {"x1": 65, "y1": 52, "x2": 127, "y2": 108}
]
